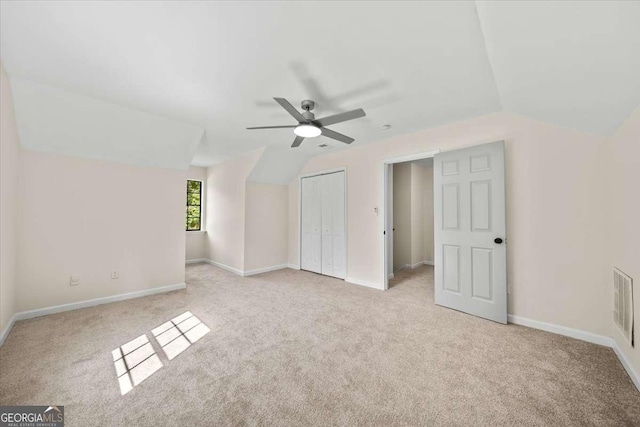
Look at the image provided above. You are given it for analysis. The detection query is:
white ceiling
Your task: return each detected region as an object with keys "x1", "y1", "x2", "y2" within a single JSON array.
[
  {"x1": 1, "y1": 1, "x2": 639, "y2": 175},
  {"x1": 9, "y1": 76, "x2": 204, "y2": 170},
  {"x1": 476, "y1": 1, "x2": 640, "y2": 135}
]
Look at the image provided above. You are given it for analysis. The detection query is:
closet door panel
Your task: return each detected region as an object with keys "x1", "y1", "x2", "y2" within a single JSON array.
[
  {"x1": 321, "y1": 172, "x2": 346, "y2": 279},
  {"x1": 331, "y1": 172, "x2": 346, "y2": 279},
  {"x1": 301, "y1": 176, "x2": 322, "y2": 274}
]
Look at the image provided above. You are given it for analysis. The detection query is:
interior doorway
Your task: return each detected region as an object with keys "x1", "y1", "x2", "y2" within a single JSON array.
[
  {"x1": 390, "y1": 158, "x2": 434, "y2": 284},
  {"x1": 381, "y1": 150, "x2": 439, "y2": 290},
  {"x1": 382, "y1": 142, "x2": 507, "y2": 323}
]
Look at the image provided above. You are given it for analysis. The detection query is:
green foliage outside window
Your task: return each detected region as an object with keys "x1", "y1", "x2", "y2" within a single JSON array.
[{"x1": 186, "y1": 180, "x2": 202, "y2": 231}]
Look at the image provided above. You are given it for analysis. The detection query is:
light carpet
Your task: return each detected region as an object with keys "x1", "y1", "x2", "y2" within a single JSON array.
[{"x1": 0, "y1": 264, "x2": 638, "y2": 426}]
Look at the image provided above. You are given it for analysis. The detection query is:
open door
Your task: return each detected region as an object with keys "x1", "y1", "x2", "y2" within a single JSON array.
[{"x1": 434, "y1": 141, "x2": 507, "y2": 323}]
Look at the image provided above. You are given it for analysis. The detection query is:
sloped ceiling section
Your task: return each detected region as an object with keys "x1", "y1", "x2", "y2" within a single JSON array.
[
  {"x1": 247, "y1": 147, "x2": 314, "y2": 185},
  {"x1": 476, "y1": 1, "x2": 640, "y2": 135},
  {"x1": 1, "y1": 1, "x2": 639, "y2": 176},
  {"x1": 0, "y1": 1, "x2": 501, "y2": 168},
  {"x1": 10, "y1": 77, "x2": 204, "y2": 170}
]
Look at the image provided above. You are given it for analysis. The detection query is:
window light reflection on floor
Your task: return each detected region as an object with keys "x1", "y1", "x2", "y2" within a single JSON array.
[
  {"x1": 112, "y1": 334, "x2": 163, "y2": 395},
  {"x1": 151, "y1": 311, "x2": 211, "y2": 360}
]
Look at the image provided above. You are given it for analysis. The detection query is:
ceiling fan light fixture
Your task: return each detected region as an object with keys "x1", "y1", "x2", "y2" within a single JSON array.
[{"x1": 294, "y1": 124, "x2": 321, "y2": 138}]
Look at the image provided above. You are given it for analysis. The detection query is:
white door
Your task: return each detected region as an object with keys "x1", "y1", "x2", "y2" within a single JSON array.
[
  {"x1": 301, "y1": 175, "x2": 322, "y2": 273},
  {"x1": 434, "y1": 141, "x2": 507, "y2": 323},
  {"x1": 321, "y1": 171, "x2": 346, "y2": 279}
]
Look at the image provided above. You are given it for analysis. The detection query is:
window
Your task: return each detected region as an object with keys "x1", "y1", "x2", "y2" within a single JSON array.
[{"x1": 186, "y1": 180, "x2": 202, "y2": 231}]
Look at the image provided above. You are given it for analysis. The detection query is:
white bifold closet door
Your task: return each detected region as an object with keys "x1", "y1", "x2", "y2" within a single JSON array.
[
  {"x1": 301, "y1": 171, "x2": 346, "y2": 279},
  {"x1": 301, "y1": 175, "x2": 322, "y2": 274}
]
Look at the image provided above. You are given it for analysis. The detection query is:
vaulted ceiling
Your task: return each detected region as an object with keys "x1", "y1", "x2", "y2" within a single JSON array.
[{"x1": 1, "y1": 1, "x2": 639, "y2": 174}]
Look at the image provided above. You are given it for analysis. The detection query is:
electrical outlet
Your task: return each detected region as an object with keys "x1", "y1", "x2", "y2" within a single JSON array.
[
  {"x1": 70, "y1": 275, "x2": 80, "y2": 286},
  {"x1": 111, "y1": 271, "x2": 119, "y2": 279}
]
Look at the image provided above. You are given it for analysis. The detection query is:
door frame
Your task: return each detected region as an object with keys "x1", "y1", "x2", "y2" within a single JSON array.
[
  {"x1": 298, "y1": 167, "x2": 348, "y2": 276},
  {"x1": 380, "y1": 150, "x2": 440, "y2": 290}
]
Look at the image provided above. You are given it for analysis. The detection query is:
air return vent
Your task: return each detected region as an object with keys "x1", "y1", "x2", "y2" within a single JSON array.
[{"x1": 614, "y1": 268, "x2": 634, "y2": 346}]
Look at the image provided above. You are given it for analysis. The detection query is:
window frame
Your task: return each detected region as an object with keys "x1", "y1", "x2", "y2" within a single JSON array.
[{"x1": 186, "y1": 179, "x2": 202, "y2": 232}]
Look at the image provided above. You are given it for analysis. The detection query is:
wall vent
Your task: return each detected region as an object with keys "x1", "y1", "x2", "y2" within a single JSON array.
[{"x1": 614, "y1": 268, "x2": 634, "y2": 346}]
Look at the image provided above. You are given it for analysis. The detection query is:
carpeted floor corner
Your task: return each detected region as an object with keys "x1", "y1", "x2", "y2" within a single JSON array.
[{"x1": 1, "y1": 264, "x2": 638, "y2": 426}]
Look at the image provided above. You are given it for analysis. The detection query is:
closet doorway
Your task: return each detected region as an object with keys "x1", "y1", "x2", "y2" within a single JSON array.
[{"x1": 299, "y1": 169, "x2": 347, "y2": 279}]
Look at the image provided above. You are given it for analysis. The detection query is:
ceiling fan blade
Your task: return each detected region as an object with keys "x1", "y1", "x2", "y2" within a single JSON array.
[
  {"x1": 291, "y1": 136, "x2": 305, "y2": 148},
  {"x1": 273, "y1": 97, "x2": 307, "y2": 123},
  {"x1": 321, "y1": 127, "x2": 354, "y2": 144},
  {"x1": 246, "y1": 125, "x2": 296, "y2": 130},
  {"x1": 314, "y1": 108, "x2": 366, "y2": 127}
]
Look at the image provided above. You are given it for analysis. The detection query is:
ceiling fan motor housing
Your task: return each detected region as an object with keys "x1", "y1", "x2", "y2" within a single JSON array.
[{"x1": 301, "y1": 99, "x2": 315, "y2": 111}]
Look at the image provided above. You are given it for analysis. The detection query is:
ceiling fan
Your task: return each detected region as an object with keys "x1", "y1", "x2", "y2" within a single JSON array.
[{"x1": 247, "y1": 98, "x2": 366, "y2": 148}]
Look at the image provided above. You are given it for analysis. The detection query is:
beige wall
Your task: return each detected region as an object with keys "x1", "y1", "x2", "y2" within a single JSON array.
[
  {"x1": 0, "y1": 65, "x2": 20, "y2": 333},
  {"x1": 411, "y1": 163, "x2": 434, "y2": 266},
  {"x1": 392, "y1": 162, "x2": 434, "y2": 271},
  {"x1": 244, "y1": 182, "x2": 289, "y2": 272},
  {"x1": 185, "y1": 166, "x2": 208, "y2": 261},
  {"x1": 289, "y1": 112, "x2": 609, "y2": 336},
  {"x1": 17, "y1": 150, "x2": 187, "y2": 311},
  {"x1": 609, "y1": 104, "x2": 640, "y2": 381},
  {"x1": 393, "y1": 163, "x2": 412, "y2": 271},
  {"x1": 204, "y1": 149, "x2": 262, "y2": 271},
  {"x1": 421, "y1": 165, "x2": 434, "y2": 264}
]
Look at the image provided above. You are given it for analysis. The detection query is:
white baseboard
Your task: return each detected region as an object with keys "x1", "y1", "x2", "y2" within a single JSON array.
[
  {"x1": 508, "y1": 315, "x2": 639, "y2": 392},
  {"x1": 507, "y1": 314, "x2": 612, "y2": 347},
  {"x1": 202, "y1": 259, "x2": 289, "y2": 277},
  {"x1": 346, "y1": 276, "x2": 383, "y2": 290},
  {"x1": 0, "y1": 283, "x2": 186, "y2": 347},
  {"x1": 612, "y1": 340, "x2": 640, "y2": 392},
  {"x1": 388, "y1": 273, "x2": 394, "y2": 279},
  {"x1": 394, "y1": 261, "x2": 433, "y2": 273},
  {"x1": 204, "y1": 259, "x2": 245, "y2": 276},
  {"x1": 244, "y1": 264, "x2": 288, "y2": 277},
  {"x1": 287, "y1": 264, "x2": 300, "y2": 270},
  {"x1": 185, "y1": 258, "x2": 207, "y2": 265},
  {"x1": 0, "y1": 314, "x2": 17, "y2": 347},
  {"x1": 15, "y1": 283, "x2": 187, "y2": 322}
]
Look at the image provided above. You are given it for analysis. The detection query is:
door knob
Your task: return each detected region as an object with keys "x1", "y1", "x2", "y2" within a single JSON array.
[{"x1": 494, "y1": 237, "x2": 503, "y2": 244}]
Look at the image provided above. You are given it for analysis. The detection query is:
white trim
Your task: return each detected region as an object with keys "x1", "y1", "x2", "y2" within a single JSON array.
[
  {"x1": 612, "y1": 340, "x2": 640, "y2": 392},
  {"x1": 0, "y1": 283, "x2": 185, "y2": 347},
  {"x1": 383, "y1": 150, "x2": 442, "y2": 165},
  {"x1": 15, "y1": 283, "x2": 186, "y2": 323},
  {"x1": 186, "y1": 258, "x2": 207, "y2": 265},
  {"x1": 508, "y1": 314, "x2": 639, "y2": 392},
  {"x1": 186, "y1": 230, "x2": 207, "y2": 234},
  {"x1": 0, "y1": 314, "x2": 17, "y2": 347},
  {"x1": 298, "y1": 167, "x2": 347, "y2": 180},
  {"x1": 346, "y1": 276, "x2": 384, "y2": 290},
  {"x1": 204, "y1": 259, "x2": 245, "y2": 276},
  {"x1": 388, "y1": 273, "x2": 394, "y2": 279},
  {"x1": 381, "y1": 149, "x2": 440, "y2": 290},
  {"x1": 244, "y1": 264, "x2": 288, "y2": 277},
  {"x1": 424, "y1": 260, "x2": 434, "y2": 266},
  {"x1": 287, "y1": 264, "x2": 300, "y2": 270},
  {"x1": 507, "y1": 315, "x2": 612, "y2": 347},
  {"x1": 199, "y1": 259, "x2": 291, "y2": 277}
]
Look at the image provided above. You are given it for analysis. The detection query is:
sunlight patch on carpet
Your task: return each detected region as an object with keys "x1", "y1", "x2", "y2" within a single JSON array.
[
  {"x1": 151, "y1": 311, "x2": 210, "y2": 360},
  {"x1": 112, "y1": 334, "x2": 163, "y2": 395}
]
